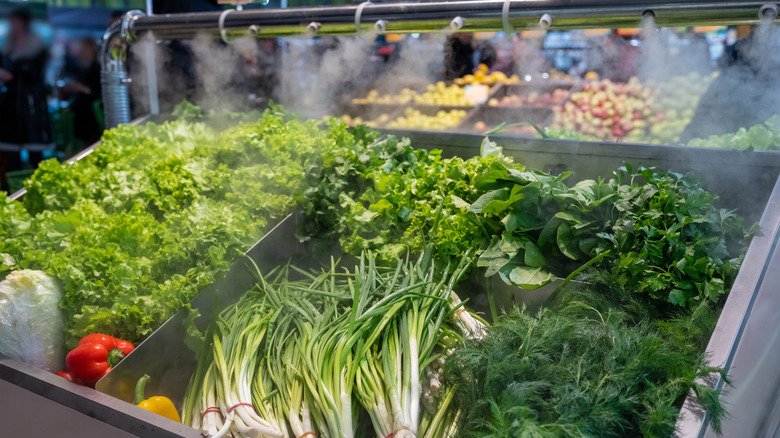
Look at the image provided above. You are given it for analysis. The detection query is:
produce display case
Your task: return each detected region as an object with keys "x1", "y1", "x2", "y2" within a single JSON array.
[
  {"x1": 6, "y1": 123, "x2": 780, "y2": 436},
  {"x1": 4, "y1": 1, "x2": 780, "y2": 437}
]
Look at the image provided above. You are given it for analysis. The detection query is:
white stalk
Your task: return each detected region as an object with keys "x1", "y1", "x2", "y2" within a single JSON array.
[
  {"x1": 288, "y1": 407, "x2": 305, "y2": 437},
  {"x1": 341, "y1": 383, "x2": 353, "y2": 438},
  {"x1": 408, "y1": 335, "x2": 420, "y2": 436},
  {"x1": 301, "y1": 398, "x2": 313, "y2": 435}
]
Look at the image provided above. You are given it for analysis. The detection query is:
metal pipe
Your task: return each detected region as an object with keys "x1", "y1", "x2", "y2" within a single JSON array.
[
  {"x1": 100, "y1": 20, "x2": 128, "y2": 129},
  {"x1": 101, "y1": 11, "x2": 144, "y2": 128},
  {"x1": 128, "y1": 0, "x2": 778, "y2": 39}
]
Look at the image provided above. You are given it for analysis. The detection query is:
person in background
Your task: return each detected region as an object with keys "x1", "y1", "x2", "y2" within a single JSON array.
[
  {"x1": 475, "y1": 39, "x2": 497, "y2": 70},
  {"x1": 680, "y1": 25, "x2": 780, "y2": 141},
  {"x1": 510, "y1": 34, "x2": 550, "y2": 78},
  {"x1": 586, "y1": 31, "x2": 639, "y2": 83},
  {"x1": 443, "y1": 33, "x2": 474, "y2": 80},
  {"x1": 0, "y1": 7, "x2": 50, "y2": 191},
  {"x1": 489, "y1": 39, "x2": 515, "y2": 76},
  {"x1": 61, "y1": 38, "x2": 102, "y2": 146}
]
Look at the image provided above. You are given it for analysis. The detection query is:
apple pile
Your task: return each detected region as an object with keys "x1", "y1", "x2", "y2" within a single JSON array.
[
  {"x1": 644, "y1": 72, "x2": 717, "y2": 144},
  {"x1": 552, "y1": 78, "x2": 655, "y2": 142}
]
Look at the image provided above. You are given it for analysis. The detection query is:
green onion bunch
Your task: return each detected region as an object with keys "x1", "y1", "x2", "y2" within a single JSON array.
[{"x1": 182, "y1": 252, "x2": 482, "y2": 438}]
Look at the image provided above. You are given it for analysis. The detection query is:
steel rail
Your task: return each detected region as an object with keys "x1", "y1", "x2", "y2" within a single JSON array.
[{"x1": 126, "y1": 0, "x2": 779, "y2": 39}]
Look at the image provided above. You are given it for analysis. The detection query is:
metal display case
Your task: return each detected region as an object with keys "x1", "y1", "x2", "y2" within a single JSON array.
[{"x1": 5, "y1": 127, "x2": 780, "y2": 436}]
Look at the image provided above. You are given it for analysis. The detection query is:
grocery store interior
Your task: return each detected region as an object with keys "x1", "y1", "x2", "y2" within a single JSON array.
[{"x1": 2, "y1": 1, "x2": 780, "y2": 437}]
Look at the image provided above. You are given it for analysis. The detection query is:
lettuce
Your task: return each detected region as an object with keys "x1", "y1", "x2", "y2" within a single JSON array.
[{"x1": 0, "y1": 270, "x2": 65, "y2": 371}]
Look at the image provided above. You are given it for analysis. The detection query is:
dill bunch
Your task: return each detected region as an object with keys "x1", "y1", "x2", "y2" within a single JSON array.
[{"x1": 446, "y1": 277, "x2": 726, "y2": 438}]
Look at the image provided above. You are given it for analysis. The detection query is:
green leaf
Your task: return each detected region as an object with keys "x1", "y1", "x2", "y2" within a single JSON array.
[
  {"x1": 353, "y1": 210, "x2": 379, "y2": 223},
  {"x1": 480, "y1": 137, "x2": 502, "y2": 158},
  {"x1": 667, "y1": 289, "x2": 691, "y2": 306},
  {"x1": 507, "y1": 266, "x2": 554, "y2": 289},
  {"x1": 556, "y1": 223, "x2": 581, "y2": 260},
  {"x1": 503, "y1": 211, "x2": 541, "y2": 233},
  {"x1": 474, "y1": 162, "x2": 512, "y2": 191},
  {"x1": 478, "y1": 239, "x2": 509, "y2": 276},
  {"x1": 703, "y1": 278, "x2": 725, "y2": 301},
  {"x1": 523, "y1": 242, "x2": 546, "y2": 268},
  {"x1": 538, "y1": 218, "x2": 563, "y2": 254},
  {"x1": 498, "y1": 234, "x2": 522, "y2": 257},
  {"x1": 450, "y1": 195, "x2": 470, "y2": 210},
  {"x1": 470, "y1": 188, "x2": 510, "y2": 214},
  {"x1": 554, "y1": 211, "x2": 582, "y2": 225}
]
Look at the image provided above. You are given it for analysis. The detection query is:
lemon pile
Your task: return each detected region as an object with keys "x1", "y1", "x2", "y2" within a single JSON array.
[
  {"x1": 415, "y1": 82, "x2": 475, "y2": 106},
  {"x1": 385, "y1": 108, "x2": 468, "y2": 130}
]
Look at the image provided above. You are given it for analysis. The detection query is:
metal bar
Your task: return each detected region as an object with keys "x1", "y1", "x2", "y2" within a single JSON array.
[
  {"x1": 128, "y1": 0, "x2": 778, "y2": 39},
  {"x1": 143, "y1": 0, "x2": 160, "y2": 116},
  {"x1": 0, "y1": 358, "x2": 201, "y2": 438},
  {"x1": 677, "y1": 174, "x2": 780, "y2": 437}
]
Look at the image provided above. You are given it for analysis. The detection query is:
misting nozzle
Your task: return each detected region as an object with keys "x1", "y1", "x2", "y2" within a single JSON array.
[
  {"x1": 248, "y1": 25, "x2": 260, "y2": 36},
  {"x1": 539, "y1": 13, "x2": 552, "y2": 30},
  {"x1": 642, "y1": 9, "x2": 656, "y2": 19},
  {"x1": 450, "y1": 16, "x2": 464, "y2": 31},
  {"x1": 759, "y1": 3, "x2": 778, "y2": 19},
  {"x1": 308, "y1": 22, "x2": 322, "y2": 34},
  {"x1": 375, "y1": 20, "x2": 388, "y2": 33}
]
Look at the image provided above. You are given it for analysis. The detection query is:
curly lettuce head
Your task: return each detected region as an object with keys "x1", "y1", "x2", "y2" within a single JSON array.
[{"x1": 0, "y1": 269, "x2": 65, "y2": 371}]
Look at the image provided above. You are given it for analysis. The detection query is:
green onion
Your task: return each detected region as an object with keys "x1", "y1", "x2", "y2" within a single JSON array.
[{"x1": 182, "y1": 251, "x2": 481, "y2": 438}]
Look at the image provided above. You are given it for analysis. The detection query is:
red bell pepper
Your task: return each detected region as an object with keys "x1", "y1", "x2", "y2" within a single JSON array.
[{"x1": 65, "y1": 333, "x2": 135, "y2": 388}]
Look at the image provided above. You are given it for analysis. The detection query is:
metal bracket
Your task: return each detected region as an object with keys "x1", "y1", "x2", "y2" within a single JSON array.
[
  {"x1": 219, "y1": 9, "x2": 236, "y2": 43},
  {"x1": 355, "y1": 1, "x2": 372, "y2": 32},
  {"x1": 502, "y1": 0, "x2": 514, "y2": 35},
  {"x1": 120, "y1": 10, "x2": 145, "y2": 43}
]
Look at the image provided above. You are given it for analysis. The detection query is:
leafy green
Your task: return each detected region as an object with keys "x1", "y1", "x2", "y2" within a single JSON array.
[
  {"x1": 304, "y1": 130, "x2": 752, "y2": 308},
  {"x1": 0, "y1": 106, "x2": 372, "y2": 346},
  {"x1": 541, "y1": 127, "x2": 600, "y2": 142},
  {"x1": 300, "y1": 130, "x2": 502, "y2": 262},
  {"x1": 687, "y1": 115, "x2": 780, "y2": 151},
  {"x1": 447, "y1": 277, "x2": 727, "y2": 438},
  {"x1": 601, "y1": 165, "x2": 750, "y2": 307}
]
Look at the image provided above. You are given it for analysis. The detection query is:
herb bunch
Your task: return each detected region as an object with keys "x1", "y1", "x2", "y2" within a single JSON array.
[{"x1": 447, "y1": 274, "x2": 727, "y2": 438}]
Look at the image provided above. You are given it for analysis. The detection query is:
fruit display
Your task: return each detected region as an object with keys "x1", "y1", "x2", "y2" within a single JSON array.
[
  {"x1": 414, "y1": 81, "x2": 477, "y2": 106},
  {"x1": 339, "y1": 113, "x2": 391, "y2": 128},
  {"x1": 488, "y1": 88, "x2": 570, "y2": 108},
  {"x1": 644, "y1": 72, "x2": 718, "y2": 144},
  {"x1": 385, "y1": 107, "x2": 468, "y2": 130},
  {"x1": 552, "y1": 78, "x2": 655, "y2": 142},
  {"x1": 351, "y1": 81, "x2": 482, "y2": 107},
  {"x1": 351, "y1": 87, "x2": 418, "y2": 105},
  {"x1": 454, "y1": 63, "x2": 520, "y2": 86}
]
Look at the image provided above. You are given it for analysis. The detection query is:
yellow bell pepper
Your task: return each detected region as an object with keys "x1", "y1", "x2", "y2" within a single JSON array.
[{"x1": 134, "y1": 374, "x2": 181, "y2": 423}]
